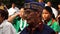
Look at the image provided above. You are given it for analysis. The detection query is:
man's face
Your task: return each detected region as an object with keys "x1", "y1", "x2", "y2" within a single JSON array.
[
  {"x1": 19, "y1": 8, "x2": 24, "y2": 17},
  {"x1": 12, "y1": 3, "x2": 15, "y2": 8},
  {"x1": 47, "y1": 2, "x2": 51, "y2": 7},
  {"x1": 25, "y1": 12, "x2": 35, "y2": 24},
  {"x1": 42, "y1": 9, "x2": 51, "y2": 20},
  {"x1": 58, "y1": 4, "x2": 60, "y2": 9}
]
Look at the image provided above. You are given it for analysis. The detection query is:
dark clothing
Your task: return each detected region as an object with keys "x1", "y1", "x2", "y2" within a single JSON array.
[
  {"x1": 38, "y1": 2, "x2": 45, "y2": 8},
  {"x1": 20, "y1": 24, "x2": 55, "y2": 34},
  {"x1": 25, "y1": 0, "x2": 35, "y2": 3}
]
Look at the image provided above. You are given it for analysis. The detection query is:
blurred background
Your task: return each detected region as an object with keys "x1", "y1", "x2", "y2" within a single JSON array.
[{"x1": 0, "y1": 0, "x2": 60, "y2": 9}]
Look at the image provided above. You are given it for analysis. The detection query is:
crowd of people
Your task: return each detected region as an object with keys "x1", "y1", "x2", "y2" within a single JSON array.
[{"x1": 0, "y1": 0, "x2": 60, "y2": 34}]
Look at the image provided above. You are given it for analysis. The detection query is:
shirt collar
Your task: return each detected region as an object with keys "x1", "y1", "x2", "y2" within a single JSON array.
[{"x1": 47, "y1": 19, "x2": 52, "y2": 26}]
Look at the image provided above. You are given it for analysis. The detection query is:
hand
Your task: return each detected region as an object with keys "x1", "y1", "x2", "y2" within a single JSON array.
[
  {"x1": 14, "y1": 12, "x2": 20, "y2": 16},
  {"x1": 58, "y1": 15, "x2": 60, "y2": 18}
]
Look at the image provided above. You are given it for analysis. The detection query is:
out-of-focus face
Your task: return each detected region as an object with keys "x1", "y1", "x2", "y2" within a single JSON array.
[
  {"x1": 26, "y1": 12, "x2": 35, "y2": 24},
  {"x1": 19, "y1": 8, "x2": 24, "y2": 17},
  {"x1": 42, "y1": 9, "x2": 51, "y2": 20},
  {"x1": 58, "y1": 4, "x2": 60, "y2": 9},
  {"x1": 47, "y1": 2, "x2": 51, "y2": 7},
  {"x1": 12, "y1": 3, "x2": 15, "y2": 8},
  {"x1": 39, "y1": 0, "x2": 43, "y2": 2}
]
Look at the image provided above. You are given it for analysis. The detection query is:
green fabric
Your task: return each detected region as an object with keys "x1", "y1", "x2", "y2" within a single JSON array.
[
  {"x1": 19, "y1": 18, "x2": 28, "y2": 30},
  {"x1": 58, "y1": 26, "x2": 60, "y2": 32},
  {"x1": 12, "y1": 17, "x2": 28, "y2": 33},
  {"x1": 47, "y1": 19, "x2": 59, "y2": 32}
]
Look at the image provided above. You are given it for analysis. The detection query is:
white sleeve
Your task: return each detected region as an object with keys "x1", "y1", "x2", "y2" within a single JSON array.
[
  {"x1": 8, "y1": 9, "x2": 11, "y2": 16},
  {"x1": 3, "y1": 23, "x2": 17, "y2": 34},
  {"x1": 10, "y1": 24, "x2": 17, "y2": 34},
  {"x1": 59, "y1": 32, "x2": 60, "y2": 34},
  {"x1": 51, "y1": 7, "x2": 58, "y2": 18}
]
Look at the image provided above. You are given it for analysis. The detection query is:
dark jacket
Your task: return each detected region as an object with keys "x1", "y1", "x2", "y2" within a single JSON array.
[{"x1": 20, "y1": 24, "x2": 55, "y2": 34}]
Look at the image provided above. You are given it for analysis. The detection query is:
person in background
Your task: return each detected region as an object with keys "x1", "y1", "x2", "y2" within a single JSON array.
[
  {"x1": 42, "y1": 6, "x2": 59, "y2": 34},
  {"x1": 8, "y1": 3, "x2": 19, "y2": 16},
  {"x1": 8, "y1": 8, "x2": 28, "y2": 33},
  {"x1": 20, "y1": 2, "x2": 55, "y2": 34},
  {"x1": 45, "y1": 1, "x2": 58, "y2": 18},
  {"x1": 0, "y1": 9, "x2": 16, "y2": 34}
]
